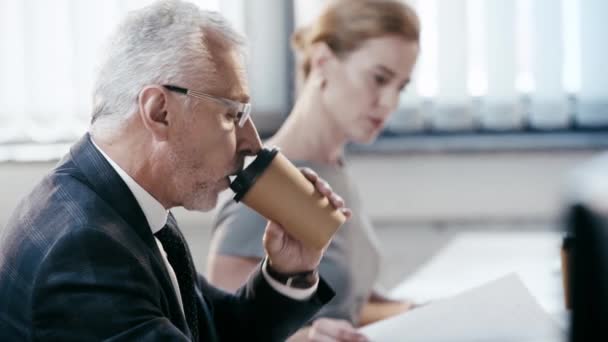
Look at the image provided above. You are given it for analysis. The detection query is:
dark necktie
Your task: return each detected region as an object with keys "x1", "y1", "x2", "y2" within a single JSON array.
[{"x1": 155, "y1": 213, "x2": 203, "y2": 341}]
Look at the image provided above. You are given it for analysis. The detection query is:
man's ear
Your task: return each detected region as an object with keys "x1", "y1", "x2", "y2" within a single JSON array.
[
  {"x1": 309, "y1": 42, "x2": 337, "y2": 75},
  {"x1": 138, "y1": 85, "x2": 170, "y2": 142}
]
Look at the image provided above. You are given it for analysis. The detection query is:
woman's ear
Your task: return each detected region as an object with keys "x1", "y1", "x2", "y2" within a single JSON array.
[
  {"x1": 138, "y1": 85, "x2": 170, "y2": 142},
  {"x1": 309, "y1": 42, "x2": 336, "y2": 74}
]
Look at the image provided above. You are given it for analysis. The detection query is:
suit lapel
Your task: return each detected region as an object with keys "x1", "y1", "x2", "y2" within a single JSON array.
[{"x1": 67, "y1": 133, "x2": 191, "y2": 336}]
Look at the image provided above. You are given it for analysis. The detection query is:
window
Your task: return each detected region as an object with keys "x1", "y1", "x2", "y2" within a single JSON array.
[
  {"x1": 294, "y1": 0, "x2": 608, "y2": 135},
  {"x1": 2, "y1": 0, "x2": 606, "y2": 160},
  {"x1": 0, "y1": 0, "x2": 291, "y2": 161}
]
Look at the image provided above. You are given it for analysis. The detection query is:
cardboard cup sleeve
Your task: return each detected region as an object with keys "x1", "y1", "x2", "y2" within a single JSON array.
[{"x1": 231, "y1": 148, "x2": 346, "y2": 250}]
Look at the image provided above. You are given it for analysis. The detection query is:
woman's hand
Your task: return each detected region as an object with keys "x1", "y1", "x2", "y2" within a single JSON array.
[
  {"x1": 288, "y1": 318, "x2": 369, "y2": 342},
  {"x1": 358, "y1": 299, "x2": 417, "y2": 326}
]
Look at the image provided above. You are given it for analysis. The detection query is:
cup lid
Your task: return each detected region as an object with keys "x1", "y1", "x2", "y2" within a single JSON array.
[{"x1": 230, "y1": 147, "x2": 279, "y2": 202}]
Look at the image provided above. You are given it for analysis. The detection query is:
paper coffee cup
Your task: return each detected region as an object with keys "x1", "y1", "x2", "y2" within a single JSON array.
[{"x1": 230, "y1": 147, "x2": 346, "y2": 250}]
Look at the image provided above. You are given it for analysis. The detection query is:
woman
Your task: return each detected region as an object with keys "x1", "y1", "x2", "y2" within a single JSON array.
[{"x1": 208, "y1": 0, "x2": 420, "y2": 340}]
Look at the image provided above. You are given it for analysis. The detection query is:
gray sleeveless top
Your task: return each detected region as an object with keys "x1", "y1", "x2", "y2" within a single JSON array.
[{"x1": 209, "y1": 161, "x2": 381, "y2": 324}]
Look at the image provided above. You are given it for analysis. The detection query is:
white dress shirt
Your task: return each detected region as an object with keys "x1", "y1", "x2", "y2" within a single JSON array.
[{"x1": 91, "y1": 139, "x2": 317, "y2": 312}]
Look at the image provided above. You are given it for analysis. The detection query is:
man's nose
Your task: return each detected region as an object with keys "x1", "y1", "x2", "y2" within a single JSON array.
[{"x1": 237, "y1": 117, "x2": 263, "y2": 156}]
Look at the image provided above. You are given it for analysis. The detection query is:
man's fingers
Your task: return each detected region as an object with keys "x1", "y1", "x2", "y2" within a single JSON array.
[
  {"x1": 329, "y1": 193, "x2": 345, "y2": 208},
  {"x1": 301, "y1": 167, "x2": 350, "y2": 217},
  {"x1": 264, "y1": 222, "x2": 284, "y2": 239},
  {"x1": 300, "y1": 167, "x2": 319, "y2": 183},
  {"x1": 315, "y1": 179, "x2": 333, "y2": 197},
  {"x1": 340, "y1": 208, "x2": 352, "y2": 219},
  {"x1": 262, "y1": 222, "x2": 285, "y2": 254}
]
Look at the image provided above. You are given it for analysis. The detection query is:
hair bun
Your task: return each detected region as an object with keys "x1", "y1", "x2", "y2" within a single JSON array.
[{"x1": 291, "y1": 26, "x2": 311, "y2": 56}]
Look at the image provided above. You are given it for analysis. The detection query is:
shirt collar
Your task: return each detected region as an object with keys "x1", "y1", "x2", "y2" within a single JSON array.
[{"x1": 91, "y1": 138, "x2": 169, "y2": 234}]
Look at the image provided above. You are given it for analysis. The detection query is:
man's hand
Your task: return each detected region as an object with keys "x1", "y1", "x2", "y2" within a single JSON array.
[
  {"x1": 263, "y1": 168, "x2": 351, "y2": 274},
  {"x1": 288, "y1": 318, "x2": 369, "y2": 342}
]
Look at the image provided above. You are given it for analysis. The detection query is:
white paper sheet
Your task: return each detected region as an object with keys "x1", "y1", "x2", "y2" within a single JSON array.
[
  {"x1": 360, "y1": 274, "x2": 564, "y2": 342},
  {"x1": 389, "y1": 232, "x2": 565, "y2": 316}
]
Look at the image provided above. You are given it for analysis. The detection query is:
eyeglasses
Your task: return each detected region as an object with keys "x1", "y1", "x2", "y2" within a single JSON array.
[{"x1": 163, "y1": 84, "x2": 251, "y2": 127}]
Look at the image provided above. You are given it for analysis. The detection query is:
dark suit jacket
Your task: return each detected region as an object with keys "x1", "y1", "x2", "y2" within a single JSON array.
[{"x1": 0, "y1": 134, "x2": 334, "y2": 341}]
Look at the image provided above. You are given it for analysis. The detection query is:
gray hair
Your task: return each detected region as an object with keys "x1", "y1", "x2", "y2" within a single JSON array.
[{"x1": 90, "y1": 0, "x2": 246, "y2": 134}]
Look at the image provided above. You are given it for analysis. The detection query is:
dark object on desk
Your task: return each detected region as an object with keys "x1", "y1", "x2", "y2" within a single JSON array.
[
  {"x1": 567, "y1": 203, "x2": 608, "y2": 341},
  {"x1": 560, "y1": 233, "x2": 574, "y2": 309}
]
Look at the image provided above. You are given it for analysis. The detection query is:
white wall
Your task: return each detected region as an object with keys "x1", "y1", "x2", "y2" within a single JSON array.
[
  {"x1": 0, "y1": 150, "x2": 599, "y2": 228},
  {"x1": 348, "y1": 150, "x2": 598, "y2": 224}
]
